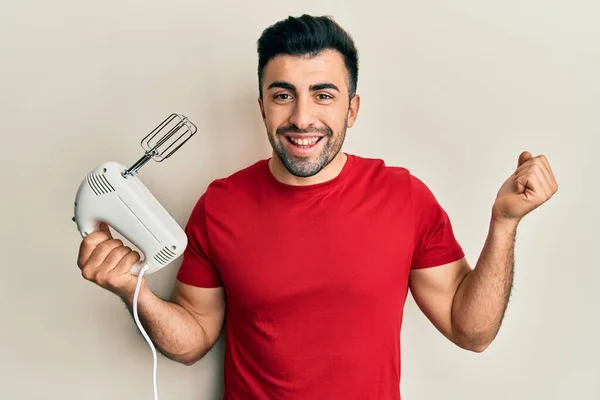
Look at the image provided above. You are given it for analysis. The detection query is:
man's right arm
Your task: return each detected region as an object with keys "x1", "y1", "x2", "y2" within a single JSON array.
[
  {"x1": 123, "y1": 282, "x2": 225, "y2": 365},
  {"x1": 77, "y1": 222, "x2": 225, "y2": 366}
]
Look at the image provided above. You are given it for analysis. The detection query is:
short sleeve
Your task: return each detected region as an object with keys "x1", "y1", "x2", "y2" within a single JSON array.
[
  {"x1": 410, "y1": 175, "x2": 465, "y2": 269},
  {"x1": 176, "y1": 193, "x2": 223, "y2": 287}
]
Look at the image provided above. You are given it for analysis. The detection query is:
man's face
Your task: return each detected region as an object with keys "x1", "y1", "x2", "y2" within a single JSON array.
[{"x1": 258, "y1": 49, "x2": 360, "y2": 178}]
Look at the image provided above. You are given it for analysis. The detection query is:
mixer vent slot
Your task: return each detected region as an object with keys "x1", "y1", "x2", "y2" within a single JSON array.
[
  {"x1": 154, "y1": 246, "x2": 177, "y2": 265},
  {"x1": 87, "y1": 173, "x2": 115, "y2": 195}
]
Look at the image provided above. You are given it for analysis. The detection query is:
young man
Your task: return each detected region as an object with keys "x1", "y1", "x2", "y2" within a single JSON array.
[{"x1": 77, "y1": 14, "x2": 558, "y2": 399}]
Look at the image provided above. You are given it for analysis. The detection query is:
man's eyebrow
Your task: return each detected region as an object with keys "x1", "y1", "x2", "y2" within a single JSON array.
[
  {"x1": 266, "y1": 81, "x2": 340, "y2": 92},
  {"x1": 267, "y1": 81, "x2": 296, "y2": 91},
  {"x1": 310, "y1": 83, "x2": 340, "y2": 92}
]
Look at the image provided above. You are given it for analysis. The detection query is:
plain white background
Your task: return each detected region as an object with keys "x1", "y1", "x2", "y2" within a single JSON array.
[{"x1": 1, "y1": 1, "x2": 598, "y2": 399}]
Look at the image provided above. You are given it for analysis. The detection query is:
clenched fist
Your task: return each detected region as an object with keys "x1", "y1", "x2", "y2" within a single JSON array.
[
  {"x1": 492, "y1": 151, "x2": 559, "y2": 224},
  {"x1": 77, "y1": 222, "x2": 144, "y2": 300}
]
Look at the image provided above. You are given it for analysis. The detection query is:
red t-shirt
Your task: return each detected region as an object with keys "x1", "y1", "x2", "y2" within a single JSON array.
[{"x1": 176, "y1": 153, "x2": 464, "y2": 400}]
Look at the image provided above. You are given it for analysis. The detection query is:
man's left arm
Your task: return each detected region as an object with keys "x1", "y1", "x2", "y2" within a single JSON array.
[{"x1": 409, "y1": 151, "x2": 558, "y2": 352}]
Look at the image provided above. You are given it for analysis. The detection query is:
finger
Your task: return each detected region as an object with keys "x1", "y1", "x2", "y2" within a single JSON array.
[
  {"x1": 113, "y1": 249, "x2": 141, "y2": 276},
  {"x1": 514, "y1": 172, "x2": 529, "y2": 195},
  {"x1": 531, "y1": 156, "x2": 553, "y2": 190},
  {"x1": 85, "y1": 223, "x2": 113, "y2": 242},
  {"x1": 518, "y1": 151, "x2": 533, "y2": 168},
  {"x1": 80, "y1": 239, "x2": 124, "y2": 281},
  {"x1": 515, "y1": 156, "x2": 547, "y2": 180},
  {"x1": 80, "y1": 264, "x2": 97, "y2": 281},
  {"x1": 82, "y1": 238, "x2": 124, "y2": 271},
  {"x1": 94, "y1": 246, "x2": 134, "y2": 285},
  {"x1": 78, "y1": 236, "x2": 110, "y2": 270},
  {"x1": 524, "y1": 156, "x2": 556, "y2": 198},
  {"x1": 514, "y1": 155, "x2": 535, "y2": 176},
  {"x1": 515, "y1": 167, "x2": 553, "y2": 199},
  {"x1": 99, "y1": 245, "x2": 133, "y2": 274},
  {"x1": 515, "y1": 172, "x2": 539, "y2": 199},
  {"x1": 77, "y1": 225, "x2": 115, "y2": 267},
  {"x1": 536, "y1": 155, "x2": 559, "y2": 191},
  {"x1": 98, "y1": 222, "x2": 112, "y2": 235}
]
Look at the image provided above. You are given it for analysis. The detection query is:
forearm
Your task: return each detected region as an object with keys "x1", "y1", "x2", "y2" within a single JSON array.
[
  {"x1": 451, "y1": 217, "x2": 518, "y2": 350},
  {"x1": 122, "y1": 284, "x2": 210, "y2": 365}
]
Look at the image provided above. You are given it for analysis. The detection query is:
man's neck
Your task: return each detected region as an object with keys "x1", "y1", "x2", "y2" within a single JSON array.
[{"x1": 269, "y1": 152, "x2": 347, "y2": 186}]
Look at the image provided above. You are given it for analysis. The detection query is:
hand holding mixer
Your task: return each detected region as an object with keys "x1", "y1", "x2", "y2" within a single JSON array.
[{"x1": 72, "y1": 113, "x2": 198, "y2": 400}]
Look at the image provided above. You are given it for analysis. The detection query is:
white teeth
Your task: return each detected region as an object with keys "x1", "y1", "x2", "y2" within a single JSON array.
[{"x1": 289, "y1": 137, "x2": 319, "y2": 146}]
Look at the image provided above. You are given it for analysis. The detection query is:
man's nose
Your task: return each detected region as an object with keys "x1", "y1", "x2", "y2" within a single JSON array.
[{"x1": 288, "y1": 97, "x2": 317, "y2": 130}]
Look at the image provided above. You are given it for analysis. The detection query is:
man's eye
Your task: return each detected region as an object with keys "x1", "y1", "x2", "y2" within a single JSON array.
[
  {"x1": 274, "y1": 93, "x2": 292, "y2": 100},
  {"x1": 317, "y1": 93, "x2": 333, "y2": 100}
]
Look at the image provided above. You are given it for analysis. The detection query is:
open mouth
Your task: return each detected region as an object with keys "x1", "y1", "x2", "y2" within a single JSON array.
[{"x1": 285, "y1": 136, "x2": 323, "y2": 147}]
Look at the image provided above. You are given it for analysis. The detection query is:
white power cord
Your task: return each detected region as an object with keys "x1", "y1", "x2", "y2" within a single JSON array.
[{"x1": 133, "y1": 264, "x2": 158, "y2": 400}]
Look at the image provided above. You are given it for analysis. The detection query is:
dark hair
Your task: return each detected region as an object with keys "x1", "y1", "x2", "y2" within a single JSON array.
[{"x1": 256, "y1": 14, "x2": 359, "y2": 100}]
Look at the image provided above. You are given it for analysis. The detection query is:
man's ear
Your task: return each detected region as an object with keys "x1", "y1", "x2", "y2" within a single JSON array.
[
  {"x1": 347, "y1": 94, "x2": 360, "y2": 128},
  {"x1": 258, "y1": 97, "x2": 266, "y2": 121}
]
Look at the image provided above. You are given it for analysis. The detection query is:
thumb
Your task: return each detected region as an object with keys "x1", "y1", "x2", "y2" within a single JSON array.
[
  {"x1": 518, "y1": 151, "x2": 533, "y2": 168},
  {"x1": 98, "y1": 221, "x2": 113, "y2": 237}
]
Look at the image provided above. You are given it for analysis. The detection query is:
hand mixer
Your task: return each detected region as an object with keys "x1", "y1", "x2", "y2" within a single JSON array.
[{"x1": 72, "y1": 113, "x2": 198, "y2": 400}]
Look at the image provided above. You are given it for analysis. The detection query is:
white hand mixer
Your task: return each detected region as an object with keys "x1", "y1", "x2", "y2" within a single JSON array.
[{"x1": 72, "y1": 113, "x2": 198, "y2": 400}]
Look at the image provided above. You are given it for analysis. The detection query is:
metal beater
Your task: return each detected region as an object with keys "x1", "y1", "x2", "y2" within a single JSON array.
[{"x1": 122, "y1": 113, "x2": 198, "y2": 177}]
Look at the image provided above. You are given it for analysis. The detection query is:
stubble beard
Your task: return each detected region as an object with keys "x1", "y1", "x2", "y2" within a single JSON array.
[{"x1": 268, "y1": 118, "x2": 348, "y2": 178}]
